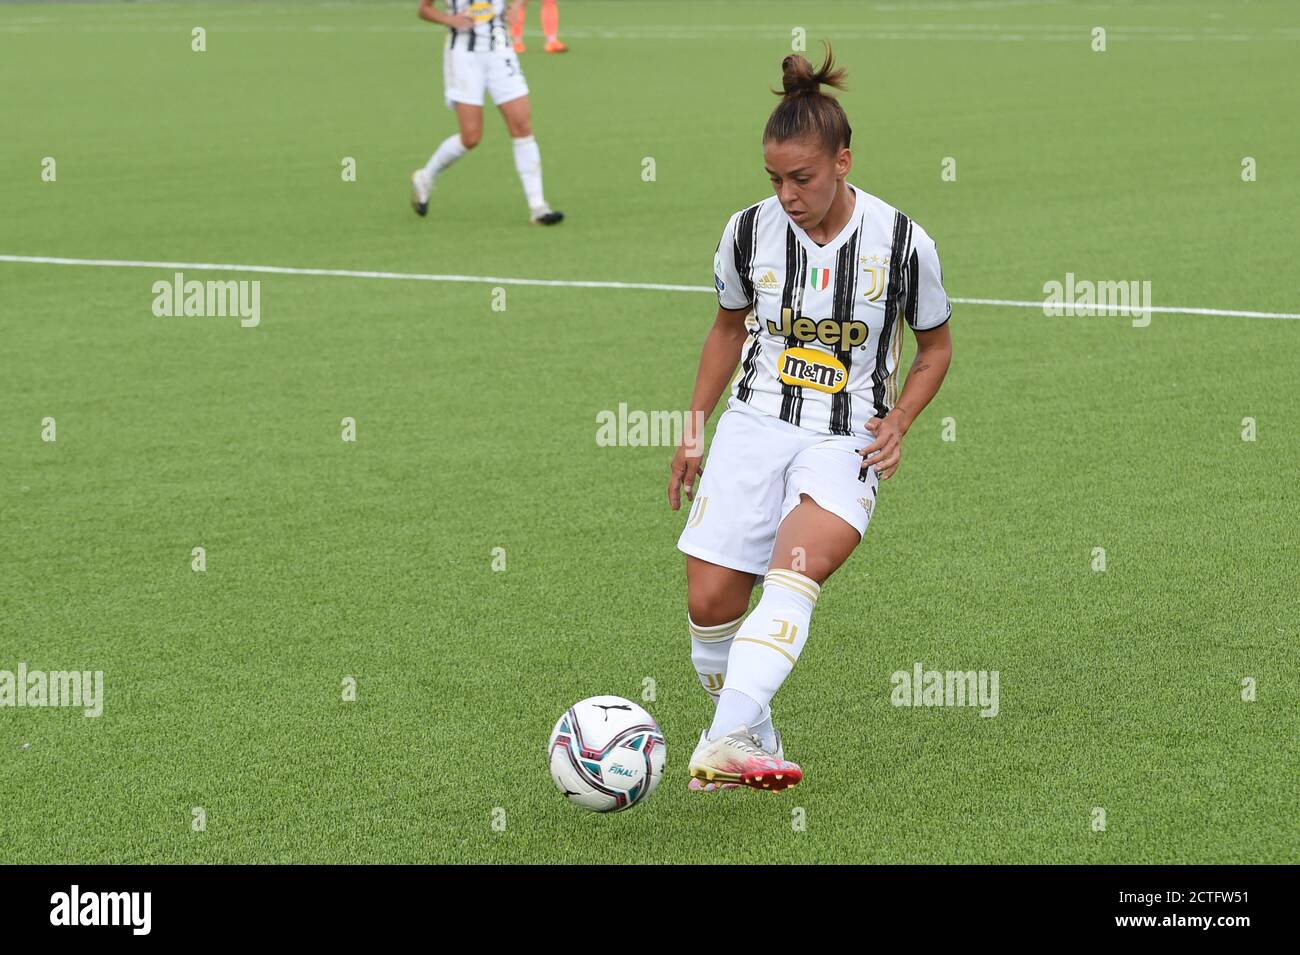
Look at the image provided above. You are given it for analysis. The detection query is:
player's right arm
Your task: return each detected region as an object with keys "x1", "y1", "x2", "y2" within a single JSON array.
[
  {"x1": 418, "y1": 0, "x2": 474, "y2": 30},
  {"x1": 667, "y1": 305, "x2": 751, "y2": 511},
  {"x1": 668, "y1": 213, "x2": 754, "y2": 511}
]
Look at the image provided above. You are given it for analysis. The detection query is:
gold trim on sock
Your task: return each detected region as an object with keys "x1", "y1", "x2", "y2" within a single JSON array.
[
  {"x1": 689, "y1": 615, "x2": 744, "y2": 641},
  {"x1": 766, "y1": 568, "x2": 821, "y2": 594},
  {"x1": 733, "y1": 637, "x2": 797, "y2": 666},
  {"x1": 764, "y1": 570, "x2": 820, "y2": 603}
]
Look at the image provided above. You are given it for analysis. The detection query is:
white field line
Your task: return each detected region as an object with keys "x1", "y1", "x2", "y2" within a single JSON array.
[
  {"x1": 951, "y1": 297, "x2": 1300, "y2": 321},
  {"x1": 0, "y1": 254, "x2": 708, "y2": 294},
  {"x1": 0, "y1": 26, "x2": 1275, "y2": 42},
  {"x1": 2, "y1": 254, "x2": 1298, "y2": 320}
]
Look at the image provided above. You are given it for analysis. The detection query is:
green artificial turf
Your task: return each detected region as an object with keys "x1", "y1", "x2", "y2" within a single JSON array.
[{"x1": 0, "y1": 0, "x2": 1296, "y2": 863}]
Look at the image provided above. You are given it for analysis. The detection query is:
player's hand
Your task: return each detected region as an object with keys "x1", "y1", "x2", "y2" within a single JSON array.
[
  {"x1": 667, "y1": 443, "x2": 703, "y2": 511},
  {"x1": 860, "y1": 413, "x2": 904, "y2": 481},
  {"x1": 448, "y1": 14, "x2": 475, "y2": 29}
]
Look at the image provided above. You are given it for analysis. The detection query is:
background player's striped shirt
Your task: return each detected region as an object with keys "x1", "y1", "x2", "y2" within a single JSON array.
[
  {"x1": 445, "y1": 0, "x2": 509, "y2": 51},
  {"x1": 713, "y1": 185, "x2": 951, "y2": 437}
]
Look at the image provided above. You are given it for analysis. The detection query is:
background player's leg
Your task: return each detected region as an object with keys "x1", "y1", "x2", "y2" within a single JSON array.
[
  {"x1": 498, "y1": 96, "x2": 552, "y2": 218},
  {"x1": 541, "y1": 0, "x2": 567, "y2": 52},
  {"x1": 510, "y1": 0, "x2": 528, "y2": 52},
  {"x1": 421, "y1": 102, "x2": 482, "y2": 185},
  {"x1": 413, "y1": 103, "x2": 482, "y2": 215},
  {"x1": 685, "y1": 555, "x2": 755, "y2": 706},
  {"x1": 709, "y1": 495, "x2": 859, "y2": 744}
]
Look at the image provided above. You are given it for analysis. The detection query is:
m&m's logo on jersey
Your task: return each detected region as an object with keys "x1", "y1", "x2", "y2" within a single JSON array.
[
  {"x1": 809, "y1": 268, "x2": 832, "y2": 291},
  {"x1": 778, "y1": 347, "x2": 847, "y2": 394}
]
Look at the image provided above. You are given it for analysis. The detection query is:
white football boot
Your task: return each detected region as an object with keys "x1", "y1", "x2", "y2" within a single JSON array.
[
  {"x1": 688, "y1": 730, "x2": 785, "y2": 792},
  {"x1": 687, "y1": 726, "x2": 800, "y2": 792}
]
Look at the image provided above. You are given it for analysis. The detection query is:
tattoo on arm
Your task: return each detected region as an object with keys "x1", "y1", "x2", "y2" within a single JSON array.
[{"x1": 909, "y1": 360, "x2": 932, "y2": 376}]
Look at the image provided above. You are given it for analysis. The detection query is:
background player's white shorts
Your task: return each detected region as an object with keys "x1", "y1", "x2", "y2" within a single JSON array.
[
  {"x1": 677, "y1": 397, "x2": 881, "y2": 576},
  {"x1": 443, "y1": 44, "x2": 529, "y2": 109}
]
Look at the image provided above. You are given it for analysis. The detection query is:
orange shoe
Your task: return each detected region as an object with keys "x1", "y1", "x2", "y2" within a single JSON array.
[
  {"x1": 513, "y1": 39, "x2": 526, "y2": 54},
  {"x1": 543, "y1": 38, "x2": 569, "y2": 53}
]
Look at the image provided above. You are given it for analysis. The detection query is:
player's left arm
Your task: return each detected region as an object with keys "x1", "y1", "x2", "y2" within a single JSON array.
[
  {"x1": 860, "y1": 226, "x2": 953, "y2": 481},
  {"x1": 862, "y1": 324, "x2": 951, "y2": 480}
]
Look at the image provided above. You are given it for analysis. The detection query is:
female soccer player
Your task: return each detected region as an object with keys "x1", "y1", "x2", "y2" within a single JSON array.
[
  {"x1": 668, "y1": 48, "x2": 953, "y2": 792},
  {"x1": 410, "y1": 0, "x2": 563, "y2": 225},
  {"x1": 510, "y1": 0, "x2": 569, "y2": 54}
]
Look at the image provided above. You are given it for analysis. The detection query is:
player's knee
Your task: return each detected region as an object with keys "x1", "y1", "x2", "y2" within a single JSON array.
[
  {"x1": 459, "y1": 130, "x2": 482, "y2": 150},
  {"x1": 687, "y1": 588, "x2": 748, "y2": 629}
]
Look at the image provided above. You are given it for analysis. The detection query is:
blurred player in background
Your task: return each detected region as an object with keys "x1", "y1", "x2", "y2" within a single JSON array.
[
  {"x1": 411, "y1": 0, "x2": 564, "y2": 225},
  {"x1": 510, "y1": 0, "x2": 569, "y2": 53},
  {"x1": 668, "y1": 47, "x2": 953, "y2": 793}
]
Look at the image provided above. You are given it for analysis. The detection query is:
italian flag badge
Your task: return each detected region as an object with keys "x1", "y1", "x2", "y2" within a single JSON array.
[{"x1": 809, "y1": 268, "x2": 832, "y2": 291}]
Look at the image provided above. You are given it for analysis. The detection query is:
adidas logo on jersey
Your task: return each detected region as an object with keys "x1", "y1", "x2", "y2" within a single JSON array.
[{"x1": 756, "y1": 271, "x2": 780, "y2": 290}]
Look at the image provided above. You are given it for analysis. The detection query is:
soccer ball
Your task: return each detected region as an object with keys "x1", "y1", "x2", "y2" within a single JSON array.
[{"x1": 547, "y1": 696, "x2": 666, "y2": 812}]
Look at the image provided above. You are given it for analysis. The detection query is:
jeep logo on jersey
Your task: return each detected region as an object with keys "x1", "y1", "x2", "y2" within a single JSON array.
[
  {"x1": 767, "y1": 307, "x2": 868, "y2": 348},
  {"x1": 468, "y1": 1, "x2": 495, "y2": 22},
  {"x1": 778, "y1": 348, "x2": 847, "y2": 394}
]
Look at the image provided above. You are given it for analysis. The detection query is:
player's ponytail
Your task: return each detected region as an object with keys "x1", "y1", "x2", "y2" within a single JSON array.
[{"x1": 763, "y1": 45, "x2": 852, "y2": 154}]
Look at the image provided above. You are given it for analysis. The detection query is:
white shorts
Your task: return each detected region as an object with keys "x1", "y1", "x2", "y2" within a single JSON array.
[
  {"x1": 677, "y1": 397, "x2": 881, "y2": 576},
  {"x1": 443, "y1": 42, "x2": 529, "y2": 109}
]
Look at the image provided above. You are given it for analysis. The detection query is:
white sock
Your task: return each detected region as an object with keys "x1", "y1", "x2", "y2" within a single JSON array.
[
  {"x1": 689, "y1": 614, "x2": 742, "y2": 704},
  {"x1": 423, "y1": 134, "x2": 468, "y2": 184},
  {"x1": 713, "y1": 569, "x2": 820, "y2": 731},
  {"x1": 709, "y1": 688, "x2": 763, "y2": 741},
  {"x1": 511, "y1": 134, "x2": 546, "y2": 211},
  {"x1": 750, "y1": 705, "x2": 776, "y2": 752}
]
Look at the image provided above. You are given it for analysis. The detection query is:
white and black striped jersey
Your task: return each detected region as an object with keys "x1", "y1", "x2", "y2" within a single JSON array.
[
  {"x1": 444, "y1": 0, "x2": 510, "y2": 51},
  {"x1": 712, "y1": 185, "x2": 951, "y2": 437}
]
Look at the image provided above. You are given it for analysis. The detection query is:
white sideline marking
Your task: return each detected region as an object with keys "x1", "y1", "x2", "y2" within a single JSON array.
[
  {"x1": 2, "y1": 254, "x2": 1298, "y2": 320},
  {"x1": 0, "y1": 254, "x2": 705, "y2": 294},
  {"x1": 953, "y1": 297, "x2": 1300, "y2": 321}
]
